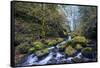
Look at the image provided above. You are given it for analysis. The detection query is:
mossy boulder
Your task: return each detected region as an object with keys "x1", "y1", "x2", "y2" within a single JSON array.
[
  {"x1": 65, "y1": 46, "x2": 77, "y2": 56},
  {"x1": 75, "y1": 44, "x2": 83, "y2": 51},
  {"x1": 72, "y1": 36, "x2": 87, "y2": 46},
  {"x1": 35, "y1": 48, "x2": 49, "y2": 57},
  {"x1": 82, "y1": 47, "x2": 93, "y2": 58},
  {"x1": 56, "y1": 38, "x2": 64, "y2": 43},
  {"x1": 32, "y1": 41, "x2": 44, "y2": 50},
  {"x1": 45, "y1": 40, "x2": 57, "y2": 46},
  {"x1": 72, "y1": 57, "x2": 83, "y2": 63},
  {"x1": 28, "y1": 47, "x2": 35, "y2": 53}
]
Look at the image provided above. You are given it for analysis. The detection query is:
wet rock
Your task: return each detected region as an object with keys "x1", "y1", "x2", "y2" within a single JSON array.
[
  {"x1": 72, "y1": 57, "x2": 83, "y2": 63},
  {"x1": 81, "y1": 47, "x2": 95, "y2": 59},
  {"x1": 35, "y1": 48, "x2": 49, "y2": 58},
  {"x1": 65, "y1": 46, "x2": 77, "y2": 57}
]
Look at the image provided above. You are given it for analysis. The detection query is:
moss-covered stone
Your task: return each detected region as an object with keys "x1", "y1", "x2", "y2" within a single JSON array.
[
  {"x1": 35, "y1": 48, "x2": 49, "y2": 57},
  {"x1": 75, "y1": 44, "x2": 83, "y2": 51},
  {"x1": 28, "y1": 47, "x2": 35, "y2": 53},
  {"x1": 32, "y1": 41, "x2": 43, "y2": 50},
  {"x1": 72, "y1": 57, "x2": 83, "y2": 63},
  {"x1": 82, "y1": 47, "x2": 93, "y2": 58},
  {"x1": 70, "y1": 32, "x2": 78, "y2": 38},
  {"x1": 47, "y1": 40, "x2": 57, "y2": 46},
  {"x1": 72, "y1": 36, "x2": 87, "y2": 46},
  {"x1": 56, "y1": 38, "x2": 64, "y2": 43},
  {"x1": 65, "y1": 46, "x2": 76, "y2": 56}
]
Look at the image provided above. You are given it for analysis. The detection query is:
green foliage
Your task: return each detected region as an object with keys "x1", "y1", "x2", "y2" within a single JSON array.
[
  {"x1": 75, "y1": 6, "x2": 97, "y2": 40},
  {"x1": 65, "y1": 46, "x2": 76, "y2": 56},
  {"x1": 16, "y1": 43, "x2": 30, "y2": 54},
  {"x1": 15, "y1": 2, "x2": 68, "y2": 40},
  {"x1": 35, "y1": 48, "x2": 49, "y2": 57}
]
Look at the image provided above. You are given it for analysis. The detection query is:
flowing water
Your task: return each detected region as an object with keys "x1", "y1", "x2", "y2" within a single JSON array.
[{"x1": 18, "y1": 38, "x2": 85, "y2": 66}]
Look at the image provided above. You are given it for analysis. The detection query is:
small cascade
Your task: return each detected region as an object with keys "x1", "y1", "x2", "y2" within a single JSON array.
[
  {"x1": 38, "y1": 52, "x2": 53, "y2": 65},
  {"x1": 75, "y1": 52, "x2": 82, "y2": 59},
  {"x1": 22, "y1": 54, "x2": 38, "y2": 65}
]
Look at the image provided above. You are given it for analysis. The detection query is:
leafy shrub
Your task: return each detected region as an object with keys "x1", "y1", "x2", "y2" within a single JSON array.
[
  {"x1": 16, "y1": 43, "x2": 30, "y2": 54},
  {"x1": 15, "y1": 33, "x2": 33, "y2": 46},
  {"x1": 65, "y1": 46, "x2": 76, "y2": 56}
]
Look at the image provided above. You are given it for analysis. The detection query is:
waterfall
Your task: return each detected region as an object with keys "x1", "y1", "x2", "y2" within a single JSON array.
[{"x1": 58, "y1": 5, "x2": 79, "y2": 40}]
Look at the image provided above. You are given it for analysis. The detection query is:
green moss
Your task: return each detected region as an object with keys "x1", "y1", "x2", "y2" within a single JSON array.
[
  {"x1": 70, "y1": 32, "x2": 78, "y2": 38},
  {"x1": 82, "y1": 47, "x2": 93, "y2": 58},
  {"x1": 56, "y1": 38, "x2": 64, "y2": 43},
  {"x1": 28, "y1": 47, "x2": 35, "y2": 53},
  {"x1": 65, "y1": 46, "x2": 76, "y2": 56},
  {"x1": 59, "y1": 45, "x2": 66, "y2": 50},
  {"x1": 72, "y1": 36, "x2": 87, "y2": 46},
  {"x1": 32, "y1": 41, "x2": 43, "y2": 50},
  {"x1": 44, "y1": 40, "x2": 57, "y2": 46},
  {"x1": 35, "y1": 48, "x2": 49, "y2": 57},
  {"x1": 75, "y1": 44, "x2": 83, "y2": 50}
]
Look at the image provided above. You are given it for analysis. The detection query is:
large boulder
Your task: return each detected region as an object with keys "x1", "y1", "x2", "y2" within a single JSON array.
[
  {"x1": 65, "y1": 46, "x2": 77, "y2": 56},
  {"x1": 72, "y1": 36, "x2": 87, "y2": 47},
  {"x1": 82, "y1": 47, "x2": 94, "y2": 59},
  {"x1": 32, "y1": 41, "x2": 44, "y2": 50}
]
